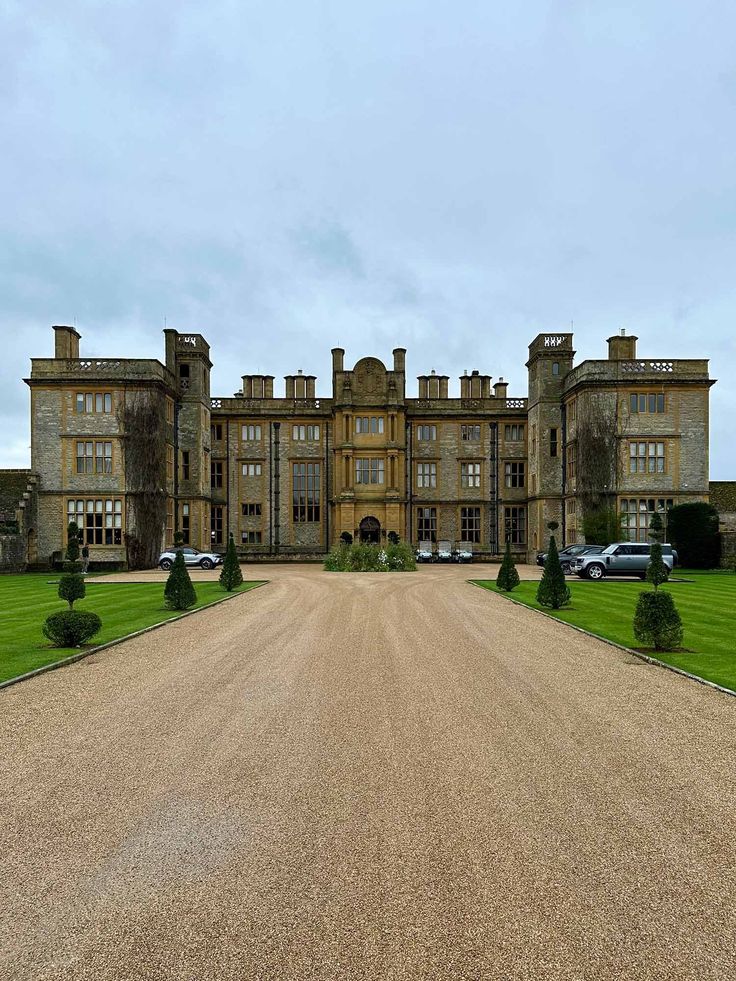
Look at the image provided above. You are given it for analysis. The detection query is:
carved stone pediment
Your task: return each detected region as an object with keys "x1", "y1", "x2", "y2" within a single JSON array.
[{"x1": 350, "y1": 357, "x2": 388, "y2": 403}]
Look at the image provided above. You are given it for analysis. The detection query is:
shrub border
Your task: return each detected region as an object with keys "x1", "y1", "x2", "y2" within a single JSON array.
[
  {"x1": 469, "y1": 580, "x2": 735, "y2": 698},
  {"x1": 0, "y1": 582, "x2": 267, "y2": 692}
]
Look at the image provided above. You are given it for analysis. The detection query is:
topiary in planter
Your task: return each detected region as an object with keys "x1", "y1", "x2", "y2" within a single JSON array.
[
  {"x1": 536, "y1": 535, "x2": 571, "y2": 609},
  {"x1": 633, "y1": 591, "x2": 683, "y2": 651},
  {"x1": 496, "y1": 540, "x2": 520, "y2": 592},
  {"x1": 219, "y1": 533, "x2": 243, "y2": 591},
  {"x1": 164, "y1": 550, "x2": 197, "y2": 610},
  {"x1": 43, "y1": 610, "x2": 102, "y2": 647}
]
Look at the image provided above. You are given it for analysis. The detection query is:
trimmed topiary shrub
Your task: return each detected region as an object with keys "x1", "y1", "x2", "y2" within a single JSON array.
[
  {"x1": 164, "y1": 550, "x2": 197, "y2": 610},
  {"x1": 648, "y1": 510, "x2": 664, "y2": 543},
  {"x1": 219, "y1": 534, "x2": 243, "y2": 591},
  {"x1": 65, "y1": 521, "x2": 80, "y2": 564},
  {"x1": 58, "y1": 520, "x2": 86, "y2": 608},
  {"x1": 43, "y1": 610, "x2": 102, "y2": 647},
  {"x1": 58, "y1": 573, "x2": 86, "y2": 609},
  {"x1": 339, "y1": 531, "x2": 353, "y2": 546},
  {"x1": 633, "y1": 591, "x2": 683, "y2": 651},
  {"x1": 496, "y1": 540, "x2": 520, "y2": 592},
  {"x1": 646, "y1": 540, "x2": 670, "y2": 589},
  {"x1": 387, "y1": 531, "x2": 400, "y2": 545},
  {"x1": 536, "y1": 536, "x2": 571, "y2": 609}
]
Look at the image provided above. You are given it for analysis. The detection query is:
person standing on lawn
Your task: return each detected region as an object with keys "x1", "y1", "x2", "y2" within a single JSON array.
[{"x1": 81, "y1": 543, "x2": 90, "y2": 574}]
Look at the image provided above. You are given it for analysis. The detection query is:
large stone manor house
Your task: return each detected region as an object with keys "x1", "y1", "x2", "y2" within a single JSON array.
[{"x1": 22, "y1": 324, "x2": 714, "y2": 566}]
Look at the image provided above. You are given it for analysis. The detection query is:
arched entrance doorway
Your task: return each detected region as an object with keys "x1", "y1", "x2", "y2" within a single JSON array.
[{"x1": 359, "y1": 516, "x2": 381, "y2": 543}]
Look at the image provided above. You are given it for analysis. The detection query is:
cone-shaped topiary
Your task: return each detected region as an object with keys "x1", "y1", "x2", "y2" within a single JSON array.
[
  {"x1": 65, "y1": 521, "x2": 80, "y2": 564},
  {"x1": 634, "y1": 591, "x2": 683, "y2": 651},
  {"x1": 646, "y1": 540, "x2": 670, "y2": 589},
  {"x1": 164, "y1": 549, "x2": 197, "y2": 610},
  {"x1": 220, "y1": 534, "x2": 243, "y2": 591},
  {"x1": 59, "y1": 521, "x2": 85, "y2": 608},
  {"x1": 536, "y1": 535, "x2": 571, "y2": 609},
  {"x1": 496, "y1": 540, "x2": 520, "y2": 591},
  {"x1": 648, "y1": 510, "x2": 664, "y2": 544}
]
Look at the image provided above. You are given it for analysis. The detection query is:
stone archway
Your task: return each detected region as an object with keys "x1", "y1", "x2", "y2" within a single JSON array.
[{"x1": 359, "y1": 515, "x2": 381, "y2": 544}]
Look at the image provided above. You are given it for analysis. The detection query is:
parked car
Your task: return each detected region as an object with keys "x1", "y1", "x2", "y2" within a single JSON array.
[
  {"x1": 415, "y1": 544, "x2": 434, "y2": 563},
  {"x1": 158, "y1": 546, "x2": 224, "y2": 571},
  {"x1": 437, "y1": 540, "x2": 453, "y2": 562},
  {"x1": 572, "y1": 542, "x2": 678, "y2": 580},
  {"x1": 453, "y1": 543, "x2": 474, "y2": 563},
  {"x1": 536, "y1": 543, "x2": 604, "y2": 573}
]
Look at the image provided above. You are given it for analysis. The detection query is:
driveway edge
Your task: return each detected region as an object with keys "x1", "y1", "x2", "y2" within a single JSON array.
[
  {"x1": 469, "y1": 580, "x2": 735, "y2": 698},
  {"x1": 0, "y1": 581, "x2": 268, "y2": 693}
]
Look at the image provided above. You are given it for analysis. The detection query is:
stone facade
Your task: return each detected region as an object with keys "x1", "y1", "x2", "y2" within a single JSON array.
[{"x1": 23, "y1": 325, "x2": 716, "y2": 566}]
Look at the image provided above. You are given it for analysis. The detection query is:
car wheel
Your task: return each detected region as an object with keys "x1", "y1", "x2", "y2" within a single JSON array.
[
  {"x1": 586, "y1": 563, "x2": 605, "y2": 580},
  {"x1": 160, "y1": 559, "x2": 172, "y2": 571},
  {"x1": 561, "y1": 562, "x2": 570, "y2": 574},
  {"x1": 200, "y1": 558, "x2": 214, "y2": 570}
]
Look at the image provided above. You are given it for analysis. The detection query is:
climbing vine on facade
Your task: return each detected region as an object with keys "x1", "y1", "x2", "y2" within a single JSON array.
[{"x1": 118, "y1": 394, "x2": 168, "y2": 569}]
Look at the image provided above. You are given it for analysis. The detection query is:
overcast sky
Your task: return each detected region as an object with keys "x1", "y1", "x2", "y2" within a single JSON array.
[{"x1": 1, "y1": 1, "x2": 734, "y2": 477}]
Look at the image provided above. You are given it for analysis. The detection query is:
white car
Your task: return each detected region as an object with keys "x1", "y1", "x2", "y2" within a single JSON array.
[
  {"x1": 415, "y1": 544, "x2": 434, "y2": 563},
  {"x1": 158, "y1": 546, "x2": 223, "y2": 571}
]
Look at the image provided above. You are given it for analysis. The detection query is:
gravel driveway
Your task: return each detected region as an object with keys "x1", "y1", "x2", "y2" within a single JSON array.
[{"x1": 1, "y1": 563, "x2": 734, "y2": 980}]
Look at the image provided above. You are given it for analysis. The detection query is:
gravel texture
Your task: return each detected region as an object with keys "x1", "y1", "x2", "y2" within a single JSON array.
[{"x1": 1, "y1": 563, "x2": 734, "y2": 980}]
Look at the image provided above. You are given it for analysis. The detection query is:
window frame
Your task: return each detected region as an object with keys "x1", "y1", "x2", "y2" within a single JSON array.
[
  {"x1": 67, "y1": 497, "x2": 123, "y2": 546},
  {"x1": 460, "y1": 506, "x2": 481, "y2": 543},
  {"x1": 292, "y1": 461, "x2": 321, "y2": 522},
  {"x1": 504, "y1": 461, "x2": 526, "y2": 489}
]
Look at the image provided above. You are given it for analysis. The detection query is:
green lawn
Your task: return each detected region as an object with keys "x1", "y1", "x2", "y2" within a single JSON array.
[
  {"x1": 0, "y1": 575, "x2": 263, "y2": 685},
  {"x1": 473, "y1": 572, "x2": 736, "y2": 692}
]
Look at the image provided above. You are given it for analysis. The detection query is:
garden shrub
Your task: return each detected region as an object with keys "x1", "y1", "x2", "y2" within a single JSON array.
[
  {"x1": 633, "y1": 592, "x2": 684, "y2": 651},
  {"x1": 536, "y1": 536, "x2": 571, "y2": 609},
  {"x1": 582, "y1": 506, "x2": 622, "y2": 546},
  {"x1": 219, "y1": 534, "x2": 243, "y2": 591},
  {"x1": 496, "y1": 540, "x2": 520, "y2": 592},
  {"x1": 324, "y1": 541, "x2": 416, "y2": 572},
  {"x1": 43, "y1": 610, "x2": 102, "y2": 647},
  {"x1": 164, "y1": 550, "x2": 197, "y2": 609},
  {"x1": 668, "y1": 503, "x2": 720, "y2": 568}
]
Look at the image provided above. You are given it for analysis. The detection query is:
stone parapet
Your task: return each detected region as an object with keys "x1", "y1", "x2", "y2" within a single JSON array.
[
  {"x1": 28, "y1": 358, "x2": 175, "y2": 387},
  {"x1": 564, "y1": 359, "x2": 711, "y2": 390}
]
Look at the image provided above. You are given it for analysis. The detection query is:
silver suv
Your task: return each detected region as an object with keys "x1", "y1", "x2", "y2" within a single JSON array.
[
  {"x1": 158, "y1": 546, "x2": 223, "y2": 571},
  {"x1": 572, "y1": 542, "x2": 677, "y2": 580}
]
